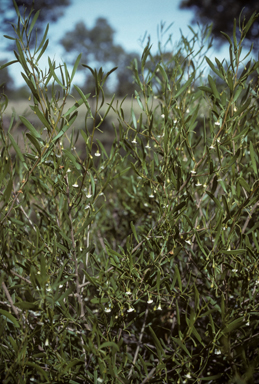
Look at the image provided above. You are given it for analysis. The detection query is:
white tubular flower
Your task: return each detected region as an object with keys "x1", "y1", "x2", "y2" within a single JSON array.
[
  {"x1": 72, "y1": 183, "x2": 79, "y2": 188},
  {"x1": 215, "y1": 121, "x2": 220, "y2": 126},
  {"x1": 127, "y1": 307, "x2": 134, "y2": 313},
  {"x1": 161, "y1": 114, "x2": 165, "y2": 118},
  {"x1": 95, "y1": 151, "x2": 101, "y2": 157},
  {"x1": 132, "y1": 139, "x2": 137, "y2": 144}
]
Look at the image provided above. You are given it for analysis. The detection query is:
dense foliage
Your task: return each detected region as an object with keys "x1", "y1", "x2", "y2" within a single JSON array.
[{"x1": 1, "y1": 3, "x2": 259, "y2": 383}]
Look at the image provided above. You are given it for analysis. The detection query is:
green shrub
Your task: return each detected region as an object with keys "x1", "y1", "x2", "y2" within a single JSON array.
[{"x1": 1, "y1": 3, "x2": 259, "y2": 383}]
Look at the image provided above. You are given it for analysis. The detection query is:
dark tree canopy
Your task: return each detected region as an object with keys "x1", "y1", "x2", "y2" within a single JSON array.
[
  {"x1": 1, "y1": 0, "x2": 70, "y2": 36},
  {"x1": 180, "y1": 0, "x2": 259, "y2": 48}
]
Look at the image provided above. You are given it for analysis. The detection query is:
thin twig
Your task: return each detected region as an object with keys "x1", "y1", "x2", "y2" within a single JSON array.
[
  {"x1": 140, "y1": 367, "x2": 156, "y2": 384},
  {"x1": 10, "y1": 270, "x2": 31, "y2": 284},
  {"x1": 128, "y1": 307, "x2": 149, "y2": 379},
  {"x1": 2, "y1": 281, "x2": 20, "y2": 318}
]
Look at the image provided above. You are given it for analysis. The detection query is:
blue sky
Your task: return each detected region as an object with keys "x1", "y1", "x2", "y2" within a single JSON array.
[{"x1": 3, "y1": 0, "x2": 232, "y2": 88}]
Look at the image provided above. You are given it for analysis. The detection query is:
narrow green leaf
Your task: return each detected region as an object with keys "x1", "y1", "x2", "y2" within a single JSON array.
[
  {"x1": 135, "y1": 91, "x2": 144, "y2": 110},
  {"x1": 250, "y1": 141, "x2": 258, "y2": 175},
  {"x1": 199, "y1": 373, "x2": 223, "y2": 381},
  {"x1": 15, "y1": 302, "x2": 38, "y2": 310},
  {"x1": 206, "y1": 191, "x2": 223, "y2": 211},
  {"x1": 157, "y1": 64, "x2": 169, "y2": 83},
  {"x1": 130, "y1": 162, "x2": 142, "y2": 177},
  {"x1": 205, "y1": 57, "x2": 225, "y2": 80},
  {"x1": 209, "y1": 313, "x2": 215, "y2": 334},
  {"x1": 221, "y1": 249, "x2": 246, "y2": 255},
  {"x1": 74, "y1": 85, "x2": 93, "y2": 117},
  {"x1": 149, "y1": 326, "x2": 163, "y2": 360},
  {"x1": 175, "y1": 300, "x2": 180, "y2": 326},
  {"x1": 20, "y1": 116, "x2": 41, "y2": 139},
  {"x1": 243, "y1": 11, "x2": 258, "y2": 36},
  {"x1": 36, "y1": 38, "x2": 49, "y2": 63},
  {"x1": 234, "y1": 97, "x2": 252, "y2": 117},
  {"x1": 222, "y1": 317, "x2": 244, "y2": 334},
  {"x1": 208, "y1": 75, "x2": 220, "y2": 100},
  {"x1": 131, "y1": 107, "x2": 137, "y2": 129},
  {"x1": 195, "y1": 230, "x2": 208, "y2": 258},
  {"x1": 221, "y1": 293, "x2": 225, "y2": 322},
  {"x1": 3, "y1": 35, "x2": 17, "y2": 41},
  {"x1": 63, "y1": 148, "x2": 81, "y2": 170},
  {"x1": 25, "y1": 362, "x2": 48, "y2": 380},
  {"x1": 192, "y1": 326, "x2": 204, "y2": 346},
  {"x1": 15, "y1": 40, "x2": 29, "y2": 74},
  {"x1": 198, "y1": 86, "x2": 213, "y2": 94},
  {"x1": 96, "y1": 139, "x2": 108, "y2": 158},
  {"x1": 102, "y1": 94, "x2": 115, "y2": 122},
  {"x1": 51, "y1": 112, "x2": 78, "y2": 143},
  {"x1": 26, "y1": 133, "x2": 41, "y2": 155},
  {"x1": 63, "y1": 97, "x2": 88, "y2": 118},
  {"x1": 99, "y1": 341, "x2": 119, "y2": 352},
  {"x1": 0, "y1": 60, "x2": 18, "y2": 69},
  {"x1": 175, "y1": 72, "x2": 195, "y2": 99},
  {"x1": 12, "y1": 0, "x2": 21, "y2": 18},
  {"x1": 172, "y1": 336, "x2": 191, "y2": 357},
  {"x1": 20, "y1": 72, "x2": 40, "y2": 102},
  {"x1": 174, "y1": 265, "x2": 182, "y2": 292},
  {"x1": 220, "y1": 31, "x2": 233, "y2": 46},
  {"x1": 0, "y1": 309, "x2": 20, "y2": 328},
  {"x1": 36, "y1": 23, "x2": 49, "y2": 53},
  {"x1": 48, "y1": 58, "x2": 66, "y2": 89},
  {"x1": 130, "y1": 221, "x2": 139, "y2": 242},
  {"x1": 30, "y1": 105, "x2": 50, "y2": 129},
  {"x1": 3, "y1": 177, "x2": 13, "y2": 203},
  {"x1": 194, "y1": 284, "x2": 199, "y2": 311},
  {"x1": 8, "y1": 132, "x2": 28, "y2": 169},
  {"x1": 28, "y1": 10, "x2": 40, "y2": 35},
  {"x1": 172, "y1": 201, "x2": 186, "y2": 214},
  {"x1": 238, "y1": 176, "x2": 250, "y2": 192},
  {"x1": 113, "y1": 167, "x2": 131, "y2": 179}
]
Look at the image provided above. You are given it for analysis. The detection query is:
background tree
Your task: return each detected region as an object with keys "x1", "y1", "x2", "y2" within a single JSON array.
[
  {"x1": 60, "y1": 18, "x2": 139, "y2": 96},
  {"x1": 179, "y1": 0, "x2": 259, "y2": 48},
  {"x1": 0, "y1": 0, "x2": 70, "y2": 38}
]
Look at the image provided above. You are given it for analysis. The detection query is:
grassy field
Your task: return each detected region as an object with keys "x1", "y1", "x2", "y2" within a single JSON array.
[
  {"x1": 4, "y1": 96, "x2": 160, "y2": 126},
  {"x1": 3, "y1": 94, "x2": 208, "y2": 158},
  {"x1": 3, "y1": 96, "x2": 161, "y2": 153}
]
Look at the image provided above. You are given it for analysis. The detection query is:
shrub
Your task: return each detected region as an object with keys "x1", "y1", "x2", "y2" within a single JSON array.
[{"x1": 1, "y1": 3, "x2": 259, "y2": 383}]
